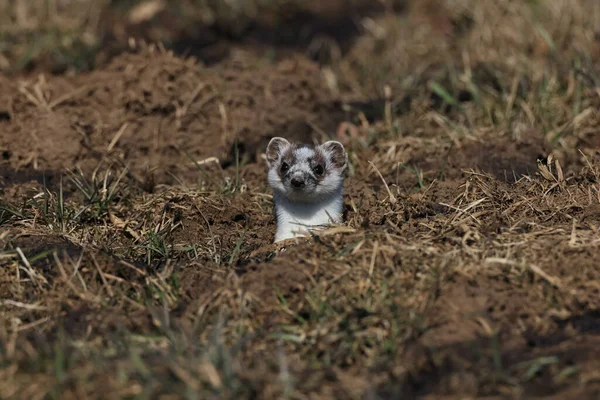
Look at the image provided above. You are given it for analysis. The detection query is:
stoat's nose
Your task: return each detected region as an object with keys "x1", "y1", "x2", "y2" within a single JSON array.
[{"x1": 291, "y1": 177, "x2": 305, "y2": 188}]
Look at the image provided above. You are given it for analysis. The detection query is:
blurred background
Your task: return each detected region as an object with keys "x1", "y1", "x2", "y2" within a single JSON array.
[
  {"x1": 3, "y1": 0, "x2": 600, "y2": 180},
  {"x1": 1, "y1": 1, "x2": 599, "y2": 98},
  {"x1": 2, "y1": 1, "x2": 599, "y2": 99},
  {"x1": 0, "y1": 0, "x2": 408, "y2": 73}
]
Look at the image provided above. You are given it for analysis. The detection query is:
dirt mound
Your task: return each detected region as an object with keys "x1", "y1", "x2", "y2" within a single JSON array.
[
  {"x1": 0, "y1": 45, "x2": 343, "y2": 187},
  {"x1": 3, "y1": 1, "x2": 600, "y2": 399}
]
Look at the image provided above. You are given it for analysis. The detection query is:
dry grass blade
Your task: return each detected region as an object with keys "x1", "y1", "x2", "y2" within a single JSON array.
[
  {"x1": 53, "y1": 251, "x2": 101, "y2": 302},
  {"x1": 0, "y1": 299, "x2": 49, "y2": 310},
  {"x1": 107, "y1": 123, "x2": 129, "y2": 152},
  {"x1": 47, "y1": 85, "x2": 90, "y2": 110},
  {"x1": 15, "y1": 247, "x2": 48, "y2": 287},
  {"x1": 368, "y1": 160, "x2": 397, "y2": 204}
]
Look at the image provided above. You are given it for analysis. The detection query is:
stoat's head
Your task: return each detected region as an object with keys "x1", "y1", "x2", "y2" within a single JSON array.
[{"x1": 266, "y1": 137, "x2": 348, "y2": 203}]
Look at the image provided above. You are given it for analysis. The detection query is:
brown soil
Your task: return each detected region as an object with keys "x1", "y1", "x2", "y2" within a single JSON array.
[
  {"x1": 0, "y1": 47, "x2": 346, "y2": 188},
  {"x1": 1, "y1": 1, "x2": 600, "y2": 399}
]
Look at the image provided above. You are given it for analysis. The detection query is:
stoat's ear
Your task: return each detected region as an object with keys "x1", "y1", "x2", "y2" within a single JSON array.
[
  {"x1": 266, "y1": 137, "x2": 290, "y2": 167},
  {"x1": 321, "y1": 140, "x2": 348, "y2": 171}
]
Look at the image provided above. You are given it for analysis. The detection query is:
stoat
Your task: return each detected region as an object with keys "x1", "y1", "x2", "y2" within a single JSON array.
[{"x1": 265, "y1": 137, "x2": 348, "y2": 243}]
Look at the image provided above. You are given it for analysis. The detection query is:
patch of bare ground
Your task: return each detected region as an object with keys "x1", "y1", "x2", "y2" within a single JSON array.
[
  {"x1": 0, "y1": 45, "x2": 344, "y2": 187},
  {"x1": 2, "y1": 0, "x2": 600, "y2": 399}
]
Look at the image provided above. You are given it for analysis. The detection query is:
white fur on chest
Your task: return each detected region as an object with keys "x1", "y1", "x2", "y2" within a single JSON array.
[{"x1": 273, "y1": 191, "x2": 343, "y2": 242}]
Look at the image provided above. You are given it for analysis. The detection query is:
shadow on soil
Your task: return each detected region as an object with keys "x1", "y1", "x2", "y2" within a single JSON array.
[
  {"x1": 0, "y1": 165, "x2": 60, "y2": 191},
  {"x1": 105, "y1": 1, "x2": 408, "y2": 66},
  {"x1": 374, "y1": 311, "x2": 600, "y2": 398}
]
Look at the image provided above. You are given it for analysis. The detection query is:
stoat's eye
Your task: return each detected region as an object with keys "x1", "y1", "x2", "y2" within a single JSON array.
[
  {"x1": 312, "y1": 165, "x2": 324, "y2": 176},
  {"x1": 280, "y1": 162, "x2": 289, "y2": 173}
]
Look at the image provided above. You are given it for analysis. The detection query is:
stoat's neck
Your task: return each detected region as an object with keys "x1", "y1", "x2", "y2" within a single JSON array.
[
  {"x1": 273, "y1": 188, "x2": 344, "y2": 242},
  {"x1": 274, "y1": 188, "x2": 342, "y2": 220}
]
